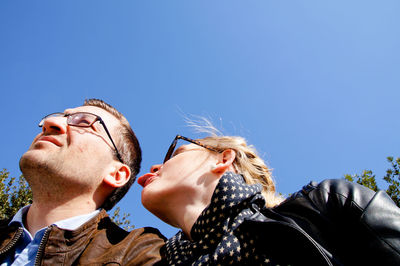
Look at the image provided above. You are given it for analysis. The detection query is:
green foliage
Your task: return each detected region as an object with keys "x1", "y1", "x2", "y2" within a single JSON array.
[
  {"x1": 344, "y1": 170, "x2": 378, "y2": 192},
  {"x1": 344, "y1": 157, "x2": 400, "y2": 207},
  {"x1": 383, "y1": 157, "x2": 400, "y2": 206},
  {"x1": 0, "y1": 169, "x2": 33, "y2": 220},
  {"x1": 111, "y1": 207, "x2": 134, "y2": 231}
]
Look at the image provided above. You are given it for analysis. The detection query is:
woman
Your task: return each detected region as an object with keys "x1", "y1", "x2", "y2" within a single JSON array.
[{"x1": 138, "y1": 135, "x2": 400, "y2": 265}]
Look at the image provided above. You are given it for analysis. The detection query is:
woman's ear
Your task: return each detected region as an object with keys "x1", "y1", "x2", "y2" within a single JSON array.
[
  {"x1": 211, "y1": 149, "x2": 236, "y2": 175},
  {"x1": 103, "y1": 163, "x2": 131, "y2": 188}
]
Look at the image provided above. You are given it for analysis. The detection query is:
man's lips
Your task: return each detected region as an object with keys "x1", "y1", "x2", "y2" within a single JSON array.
[
  {"x1": 36, "y1": 136, "x2": 62, "y2": 147},
  {"x1": 137, "y1": 173, "x2": 157, "y2": 187}
]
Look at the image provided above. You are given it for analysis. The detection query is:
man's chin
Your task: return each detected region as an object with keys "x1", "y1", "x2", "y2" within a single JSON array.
[{"x1": 19, "y1": 150, "x2": 48, "y2": 174}]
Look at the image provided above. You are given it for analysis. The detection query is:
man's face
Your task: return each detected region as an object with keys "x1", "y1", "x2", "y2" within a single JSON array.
[{"x1": 20, "y1": 105, "x2": 121, "y2": 190}]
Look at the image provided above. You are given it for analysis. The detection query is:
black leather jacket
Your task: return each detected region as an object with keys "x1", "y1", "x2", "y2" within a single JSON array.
[{"x1": 244, "y1": 179, "x2": 400, "y2": 265}]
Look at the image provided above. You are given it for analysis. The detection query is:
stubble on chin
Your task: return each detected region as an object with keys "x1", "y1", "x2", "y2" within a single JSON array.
[
  {"x1": 20, "y1": 150, "x2": 59, "y2": 188},
  {"x1": 19, "y1": 150, "x2": 74, "y2": 204},
  {"x1": 19, "y1": 149, "x2": 99, "y2": 203}
]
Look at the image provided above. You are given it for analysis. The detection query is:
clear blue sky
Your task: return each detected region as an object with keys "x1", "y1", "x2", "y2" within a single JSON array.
[{"x1": 1, "y1": 1, "x2": 399, "y2": 238}]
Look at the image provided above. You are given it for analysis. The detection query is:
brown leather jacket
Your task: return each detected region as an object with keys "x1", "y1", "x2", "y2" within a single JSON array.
[{"x1": 0, "y1": 209, "x2": 166, "y2": 265}]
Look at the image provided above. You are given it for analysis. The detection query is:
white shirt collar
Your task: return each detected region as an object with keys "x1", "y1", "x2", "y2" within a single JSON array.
[{"x1": 10, "y1": 205, "x2": 100, "y2": 231}]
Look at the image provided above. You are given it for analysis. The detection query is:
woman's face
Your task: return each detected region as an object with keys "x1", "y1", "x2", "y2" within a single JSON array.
[{"x1": 138, "y1": 143, "x2": 218, "y2": 222}]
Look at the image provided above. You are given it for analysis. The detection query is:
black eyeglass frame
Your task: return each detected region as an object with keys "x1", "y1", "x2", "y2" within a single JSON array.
[
  {"x1": 163, "y1": 135, "x2": 220, "y2": 163},
  {"x1": 39, "y1": 112, "x2": 124, "y2": 163}
]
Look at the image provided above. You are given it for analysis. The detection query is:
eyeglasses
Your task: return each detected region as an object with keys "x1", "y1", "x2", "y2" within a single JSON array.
[
  {"x1": 39, "y1": 112, "x2": 123, "y2": 163},
  {"x1": 164, "y1": 135, "x2": 220, "y2": 163}
]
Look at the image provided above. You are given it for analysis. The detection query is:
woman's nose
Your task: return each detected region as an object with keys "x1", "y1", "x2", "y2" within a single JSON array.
[{"x1": 150, "y1": 164, "x2": 162, "y2": 173}]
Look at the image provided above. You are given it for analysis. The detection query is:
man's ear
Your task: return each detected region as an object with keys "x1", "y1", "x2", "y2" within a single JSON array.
[
  {"x1": 103, "y1": 163, "x2": 131, "y2": 188},
  {"x1": 211, "y1": 149, "x2": 236, "y2": 175}
]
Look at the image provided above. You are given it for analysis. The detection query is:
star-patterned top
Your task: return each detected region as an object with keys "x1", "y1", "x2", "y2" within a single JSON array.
[{"x1": 163, "y1": 172, "x2": 278, "y2": 265}]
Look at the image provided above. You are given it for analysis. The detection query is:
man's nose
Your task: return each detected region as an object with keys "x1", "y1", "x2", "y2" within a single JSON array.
[
  {"x1": 150, "y1": 164, "x2": 162, "y2": 173},
  {"x1": 42, "y1": 116, "x2": 67, "y2": 135}
]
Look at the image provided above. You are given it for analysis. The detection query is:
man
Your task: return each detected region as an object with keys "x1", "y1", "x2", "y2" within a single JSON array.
[{"x1": 0, "y1": 99, "x2": 165, "y2": 265}]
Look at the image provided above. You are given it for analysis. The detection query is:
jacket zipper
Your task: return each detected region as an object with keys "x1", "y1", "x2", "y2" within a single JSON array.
[
  {"x1": 34, "y1": 225, "x2": 53, "y2": 266},
  {"x1": 0, "y1": 227, "x2": 24, "y2": 256}
]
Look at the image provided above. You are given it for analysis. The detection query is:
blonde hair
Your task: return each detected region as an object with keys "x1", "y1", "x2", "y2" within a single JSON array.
[{"x1": 198, "y1": 135, "x2": 284, "y2": 207}]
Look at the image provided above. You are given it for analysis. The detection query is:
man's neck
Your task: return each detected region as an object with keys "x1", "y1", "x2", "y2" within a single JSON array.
[{"x1": 25, "y1": 200, "x2": 97, "y2": 236}]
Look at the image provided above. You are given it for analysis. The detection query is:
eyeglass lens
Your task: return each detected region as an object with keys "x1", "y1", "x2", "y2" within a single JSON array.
[
  {"x1": 67, "y1": 113, "x2": 97, "y2": 127},
  {"x1": 39, "y1": 112, "x2": 97, "y2": 128}
]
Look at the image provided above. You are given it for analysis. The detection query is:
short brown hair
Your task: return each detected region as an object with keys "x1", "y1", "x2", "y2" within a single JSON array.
[{"x1": 84, "y1": 99, "x2": 141, "y2": 210}]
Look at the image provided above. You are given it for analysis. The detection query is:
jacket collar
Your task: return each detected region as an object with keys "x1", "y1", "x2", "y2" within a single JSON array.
[{"x1": 0, "y1": 209, "x2": 110, "y2": 254}]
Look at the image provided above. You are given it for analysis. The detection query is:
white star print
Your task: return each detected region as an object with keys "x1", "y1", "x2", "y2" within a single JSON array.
[{"x1": 165, "y1": 172, "x2": 266, "y2": 265}]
